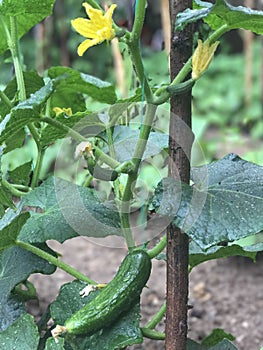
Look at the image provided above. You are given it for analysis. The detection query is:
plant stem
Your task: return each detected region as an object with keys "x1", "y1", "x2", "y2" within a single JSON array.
[
  {"x1": 119, "y1": 103, "x2": 157, "y2": 248},
  {"x1": 31, "y1": 147, "x2": 45, "y2": 189},
  {"x1": 0, "y1": 90, "x2": 13, "y2": 108},
  {"x1": 16, "y1": 240, "x2": 97, "y2": 284},
  {"x1": 9, "y1": 17, "x2": 26, "y2": 101},
  {"x1": 145, "y1": 301, "x2": 166, "y2": 329},
  {"x1": 42, "y1": 116, "x2": 120, "y2": 169},
  {"x1": 147, "y1": 235, "x2": 167, "y2": 259},
  {"x1": 127, "y1": 0, "x2": 153, "y2": 103},
  {"x1": 141, "y1": 328, "x2": 165, "y2": 340},
  {"x1": 2, "y1": 177, "x2": 28, "y2": 197}
]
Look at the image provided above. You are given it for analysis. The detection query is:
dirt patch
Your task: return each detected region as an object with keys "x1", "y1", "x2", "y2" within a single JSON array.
[{"x1": 28, "y1": 237, "x2": 263, "y2": 350}]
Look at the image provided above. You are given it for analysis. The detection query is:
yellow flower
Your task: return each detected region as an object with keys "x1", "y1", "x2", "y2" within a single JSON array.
[
  {"x1": 71, "y1": 3, "x2": 116, "y2": 56},
  {"x1": 53, "y1": 107, "x2": 73, "y2": 116},
  {"x1": 192, "y1": 39, "x2": 219, "y2": 80}
]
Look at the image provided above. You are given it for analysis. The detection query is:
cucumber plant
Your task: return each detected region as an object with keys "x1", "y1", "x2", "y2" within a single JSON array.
[{"x1": 0, "y1": 0, "x2": 263, "y2": 350}]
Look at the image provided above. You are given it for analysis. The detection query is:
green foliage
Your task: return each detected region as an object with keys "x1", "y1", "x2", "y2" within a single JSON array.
[
  {"x1": 176, "y1": 0, "x2": 263, "y2": 34},
  {"x1": 0, "y1": 0, "x2": 56, "y2": 54},
  {"x1": 152, "y1": 154, "x2": 263, "y2": 249},
  {"x1": 18, "y1": 176, "x2": 122, "y2": 243},
  {"x1": 202, "y1": 329, "x2": 235, "y2": 347},
  {"x1": 0, "y1": 313, "x2": 39, "y2": 349}
]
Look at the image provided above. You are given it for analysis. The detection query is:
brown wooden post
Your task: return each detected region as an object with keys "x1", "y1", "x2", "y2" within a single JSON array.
[{"x1": 165, "y1": 1, "x2": 193, "y2": 349}]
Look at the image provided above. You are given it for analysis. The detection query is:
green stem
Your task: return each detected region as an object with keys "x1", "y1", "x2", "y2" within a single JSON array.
[
  {"x1": 128, "y1": 43, "x2": 153, "y2": 103},
  {"x1": 0, "y1": 90, "x2": 13, "y2": 108},
  {"x1": 131, "y1": 0, "x2": 146, "y2": 42},
  {"x1": 31, "y1": 147, "x2": 45, "y2": 189},
  {"x1": 42, "y1": 117, "x2": 120, "y2": 169},
  {"x1": 208, "y1": 24, "x2": 228, "y2": 43},
  {"x1": 16, "y1": 240, "x2": 97, "y2": 284},
  {"x1": 106, "y1": 125, "x2": 122, "y2": 199},
  {"x1": 145, "y1": 301, "x2": 166, "y2": 329},
  {"x1": 147, "y1": 235, "x2": 166, "y2": 259},
  {"x1": 120, "y1": 104, "x2": 157, "y2": 248},
  {"x1": 127, "y1": 0, "x2": 153, "y2": 103},
  {"x1": 141, "y1": 328, "x2": 165, "y2": 340},
  {"x1": 2, "y1": 177, "x2": 28, "y2": 197},
  {"x1": 9, "y1": 17, "x2": 26, "y2": 101}
]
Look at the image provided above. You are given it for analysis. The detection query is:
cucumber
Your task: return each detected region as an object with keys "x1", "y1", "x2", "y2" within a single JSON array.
[
  {"x1": 166, "y1": 78, "x2": 195, "y2": 95},
  {"x1": 87, "y1": 157, "x2": 118, "y2": 181},
  {"x1": 64, "y1": 249, "x2": 152, "y2": 336}
]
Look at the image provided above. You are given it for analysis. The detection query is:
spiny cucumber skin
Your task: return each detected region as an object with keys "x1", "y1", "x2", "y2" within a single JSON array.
[
  {"x1": 65, "y1": 250, "x2": 152, "y2": 336},
  {"x1": 87, "y1": 158, "x2": 118, "y2": 181},
  {"x1": 166, "y1": 79, "x2": 195, "y2": 95}
]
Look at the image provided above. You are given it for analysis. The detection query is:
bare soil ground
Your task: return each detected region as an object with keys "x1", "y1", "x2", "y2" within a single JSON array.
[{"x1": 28, "y1": 236, "x2": 263, "y2": 350}]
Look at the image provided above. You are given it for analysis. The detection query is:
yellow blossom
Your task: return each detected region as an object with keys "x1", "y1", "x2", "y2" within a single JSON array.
[
  {"x1": 53, "y1": 107, "x2": 72, "y2": 117},
  {"x1": 192, "y1": 39, "x2": 219, "y2": 80},
  {"x1": 75, "y1": 141, "x2": 93, "y2": 158},
  {"x1": 71, "y1": 3, "x2": 116, "y2": 56}
]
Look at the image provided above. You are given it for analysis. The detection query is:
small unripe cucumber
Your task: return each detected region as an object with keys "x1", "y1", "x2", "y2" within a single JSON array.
[
  {"x1": 87, "y1": 157, "x2": 118, "y2": 181},
  {"x1": 166, "y1": 78, "x2": 195, "y2": 95},
  {"x1": 65, "y1": 250, "x2": 151, "y2": 336}
]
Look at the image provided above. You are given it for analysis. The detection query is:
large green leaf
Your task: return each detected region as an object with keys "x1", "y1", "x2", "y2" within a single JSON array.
[
  {"x1": 0, "y1": 313, "x2": 39, "y2": 350},
  {"x1": 48, "y1": 67, "x2": 117, "y2": 105},
  {"x1": 103, "y1": 126, "x2": 168, "y2": 162},
  {"x1": 176, "y1": 0, "x2": 263, "y2": 34},
  {"x1": 0, "y1": 0, "x2": 55, "y2": 54},
  {"x1": 8, "y1": 160, "x2": 32, "y2": 186},
  {"x1": 209, "y1": 339, "x2": 238, "y2": 350},
  {"x1": 0, "y1": 212, "x2": 29, "y2": 250},
  {"x1": 188, "y1": 242, "x2": 258, "y2": 270},
  {"x1": 40, "y1": 112, "x2": 105, "y2": 147},
  {"x1": 0, "y1": 293, "x2": 25, "y2": 332},
  {"x1": 0, "y1": 72, "x2": 44, "y2": 120},
  {"x1": 202, "y1": 329, "x2": 235, "y2": 347},
  {"x1": 18, "y1": 176, "x2": 122, "y2": 243},
  {"x1": 0, "y1": 81, "x2": 53, "y2": 145},
  {"x1": 44, "y1": 337, "x2": 65, "y2": 350},
  {"x1": 0, "y1": 245, "x2": 56, "y2": 297},
  {"x1": 152, "y1": 154, "x2": 263, "y2": 249},
  {"x1": 50, "y1": 280, "x2": 143, "y2": 350}
]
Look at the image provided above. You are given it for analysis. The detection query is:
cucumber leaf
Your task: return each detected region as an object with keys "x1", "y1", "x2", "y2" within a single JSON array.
[
  {"x1": 8, "y1": 160, "x2": 32, "y2": 186},
  {"x1": 44, "y1": 337, "x2": 65, "y2": 350},
  {"x1": 176, "y1": 0, "x2": 263, "y2": 34},
  {"x1": 40, "y1": 112, "x2": 105, "y2": 148},
  {"x1": 0, "y1": 313, "x2": 39, "y2": 350},
  {"x1": 209, "y1": 339, "x2": 238, "y2": 350},
  {"x1": 48, "y1": 67, "x2": 117, "y2": 105},
  {"x1": 188, "y1": 242, "x2": 258, "y2": 270},
  {"x1": 202, "y1": 328, "x2": 235, "y2": 347},
  {"x1": 103, "y1": 126, "x2": 168, "y2": 162},
  {"x1": 0, "y1": 72, "x2": 44, "y2": 119},
  {"x1": 0, "y1": 245, "x2": 56, "y2": 297},
  {"x1": 50, "y1": 280, "x2": 143, "y2": 350},
  {"x1": 0, "y1": 293, "x2": 25, "y2": 332},
  {"x1": 18, "y1": 176, "x2": 122, "y2": 243},
  {"x1": 0, "y1": 81, "x2": 53, "y2": 145},
  {"x1": 152, "y1": 154, "x2": 263, "y2": 249},
  {"x1": 0, "y1": 212, "x2": 29, "y2": 251},
  {"x1": 0, "y1": 0, "x2": 55, "y2": 55}
]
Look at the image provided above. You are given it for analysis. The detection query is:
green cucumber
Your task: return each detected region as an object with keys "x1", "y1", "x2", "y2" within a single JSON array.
[
  {"x1": 87, "y1": 157, "x2": 118, "y2": 181},
  {"x1": 166, "y1": 78, "x2": 195, "y2": 95},
  {"x1": 65, "y1": 250, "x2": 151, "y2": 336}
]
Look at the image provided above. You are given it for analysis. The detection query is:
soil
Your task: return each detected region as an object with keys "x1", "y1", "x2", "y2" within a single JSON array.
[{"x1": 28, "y1": 234, "x2": 263, "y2": 350}]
